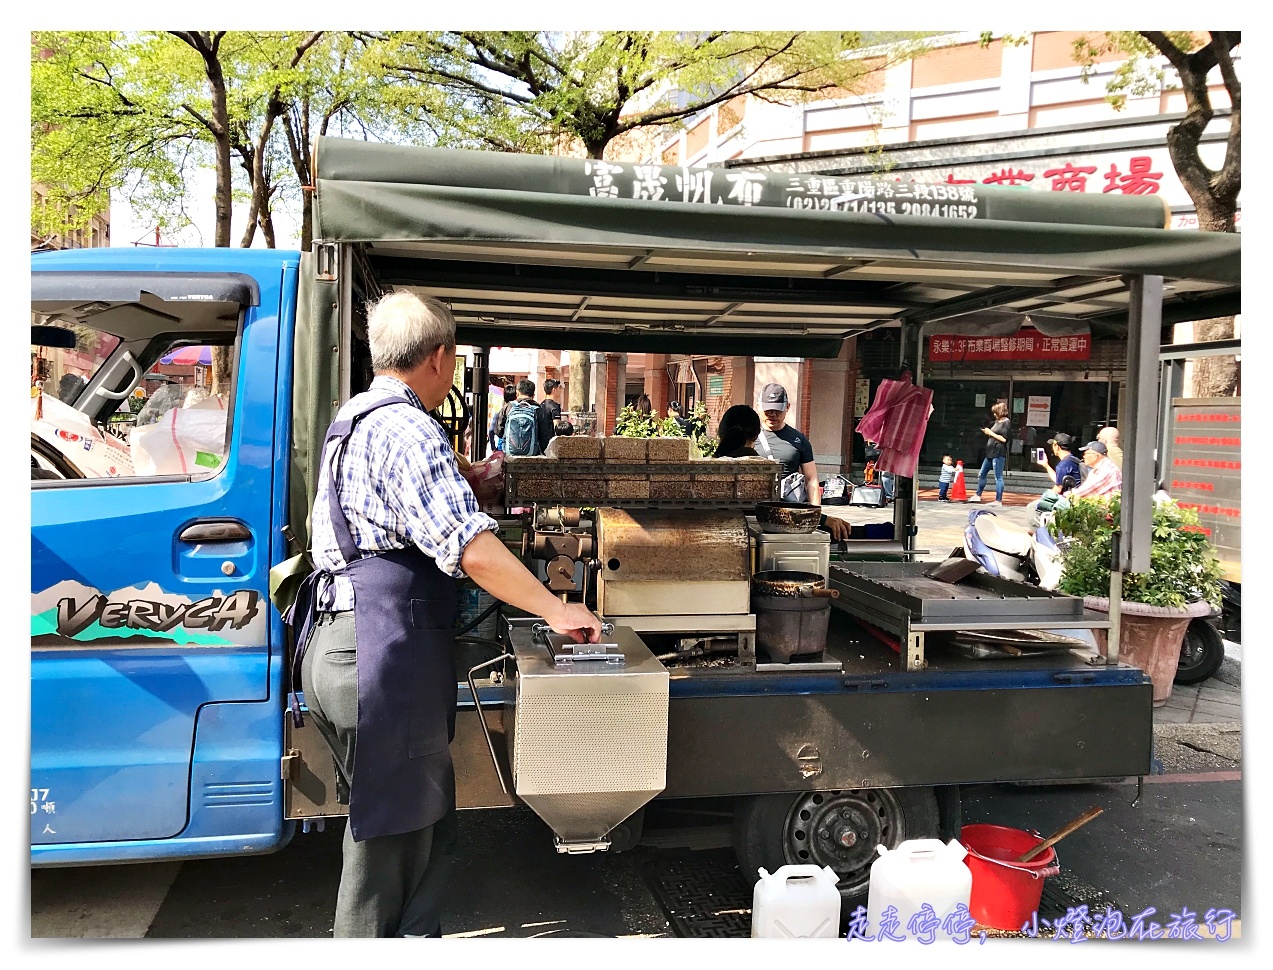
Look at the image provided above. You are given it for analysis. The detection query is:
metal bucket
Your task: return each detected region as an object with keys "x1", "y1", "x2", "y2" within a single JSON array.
[{"x1": 753, "y1": 592, "x2": 833, "y2": 662}]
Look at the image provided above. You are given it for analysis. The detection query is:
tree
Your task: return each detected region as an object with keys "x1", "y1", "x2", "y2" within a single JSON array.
[
  {"x1": 361, "y1": 31, "x2": 932, "y2": 159},
  {"x1": 31, "y1": 31, "x2": 394, "y2": 253},
  {"x1": 1074, "y1": 31, "x2": 1241, "y2": 397}
]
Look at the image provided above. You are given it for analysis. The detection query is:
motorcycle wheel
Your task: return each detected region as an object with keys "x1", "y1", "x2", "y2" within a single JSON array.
[{"x1": 1174, "y1": 617, "x2": 1225, "y2": 685}]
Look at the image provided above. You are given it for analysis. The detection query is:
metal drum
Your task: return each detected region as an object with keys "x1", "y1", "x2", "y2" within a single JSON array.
[{"x1": 751, "y1": 571, "x2": 839, "y2": 662}]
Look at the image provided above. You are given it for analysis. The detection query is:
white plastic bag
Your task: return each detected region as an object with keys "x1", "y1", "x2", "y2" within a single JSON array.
[
  {"x1": 130, "y1": 396, "x2": 228, "y2": 476},
  {"x1": 31, "y1": 391, "x2": 135, "y2": 478}
]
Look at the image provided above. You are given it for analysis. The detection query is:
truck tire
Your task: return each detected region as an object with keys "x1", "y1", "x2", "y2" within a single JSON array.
[
  {"x1": 732, "y1": 786, "x2": 941, "y2": 907},
  {"x1": 1174, "y1": 617, "x2": 1225, "y2": 685}
]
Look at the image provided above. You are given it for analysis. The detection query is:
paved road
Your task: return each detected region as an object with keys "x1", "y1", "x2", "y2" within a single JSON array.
[{"x1": 31, "y1": 742, "x2": 1243, "y2": 940}]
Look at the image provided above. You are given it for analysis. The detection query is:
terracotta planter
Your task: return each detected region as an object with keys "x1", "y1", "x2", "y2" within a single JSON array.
[{"x1": 1084, "y1": 597, "x2": 1213, "y2": 707}]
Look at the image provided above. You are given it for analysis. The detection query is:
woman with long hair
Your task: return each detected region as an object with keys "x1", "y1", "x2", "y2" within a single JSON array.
[
  {"x1": 971, "y1": 400, "x2": 1011, "y2": 505},
  {"x1": 715, "y1": 404, "x2": 762, "y2": 458}
]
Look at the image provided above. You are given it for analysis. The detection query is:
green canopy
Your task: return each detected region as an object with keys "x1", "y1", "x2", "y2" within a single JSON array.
[{"x1": 290, "y1": 136, "x2": 1240, "y2": 546}]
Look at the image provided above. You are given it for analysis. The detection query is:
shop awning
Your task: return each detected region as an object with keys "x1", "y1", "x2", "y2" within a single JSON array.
[{"x1": 312, "y1": 136, "x2": 1240, "y2": 358}]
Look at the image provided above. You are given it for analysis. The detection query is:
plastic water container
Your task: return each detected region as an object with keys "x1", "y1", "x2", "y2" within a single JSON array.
[
  {"x1": 751, "y1": 865, "x2": 842, "y2": 938},
  {"x1": 865, "y1": 839, "x2": 972, "y2": 941}
]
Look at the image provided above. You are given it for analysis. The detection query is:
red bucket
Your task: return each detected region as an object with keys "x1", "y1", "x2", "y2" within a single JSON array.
[{"x1": 960, "y1": 824, "x2": 1061, "y2": 931}]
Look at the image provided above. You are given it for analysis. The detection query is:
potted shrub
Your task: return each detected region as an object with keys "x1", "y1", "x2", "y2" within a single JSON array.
[{"x1": 1048, "y1": 495, "x2": 1222, "y2": 706}]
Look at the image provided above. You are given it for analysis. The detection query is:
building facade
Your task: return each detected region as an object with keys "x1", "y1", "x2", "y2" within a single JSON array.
[{"x1": 618, "y1": 31, "x2": 1240, "y2": 476}]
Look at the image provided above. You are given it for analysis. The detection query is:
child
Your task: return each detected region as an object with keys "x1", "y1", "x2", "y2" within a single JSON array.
[{"x1": 938, "y1": 455, "x2": 956, "y2": 501}]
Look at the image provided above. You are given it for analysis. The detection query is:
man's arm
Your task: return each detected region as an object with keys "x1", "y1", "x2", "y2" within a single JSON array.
[
  {"x1": 801, "y1": 460, "x2": 822, "y2": 506},
  {"x1": 461, "y1": 531, "x2": 601, "y2": 642}
]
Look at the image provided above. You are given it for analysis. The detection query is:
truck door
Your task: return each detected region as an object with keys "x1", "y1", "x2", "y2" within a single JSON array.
[{"x1": 31, "y1": 266, "x2": 285, "y2": 854}]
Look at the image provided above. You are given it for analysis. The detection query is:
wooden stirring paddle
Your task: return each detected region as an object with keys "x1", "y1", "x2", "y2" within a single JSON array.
[{"x1": 1017, "y1": 806, "x2": 1104, "y2": 863}]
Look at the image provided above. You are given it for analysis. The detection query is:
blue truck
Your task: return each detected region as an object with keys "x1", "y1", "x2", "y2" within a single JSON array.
[{"x1": 30, "y1": 137, "x2": 1240, "y2": 902}]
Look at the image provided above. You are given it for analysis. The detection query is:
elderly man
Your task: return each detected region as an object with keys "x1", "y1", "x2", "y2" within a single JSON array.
[
  {"x1": 296, "y1": 292, "x2": 601, "y2": 937},
  {"x1": 1097, "y1": 426, "x2": 1124, "y2": 471},
  {"x1": 1070, "y1": 440, "x2": 1123, "y2": 499}
]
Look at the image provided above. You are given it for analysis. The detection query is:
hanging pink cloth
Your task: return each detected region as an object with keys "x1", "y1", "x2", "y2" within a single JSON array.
[{"x1": 854, "y1": 377, "x2": 934, "y2": 479}]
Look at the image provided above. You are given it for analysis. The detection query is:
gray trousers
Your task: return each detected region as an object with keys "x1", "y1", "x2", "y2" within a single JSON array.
[{"x1": 301, "y1": 612, "x2": 457, "y2": 938}]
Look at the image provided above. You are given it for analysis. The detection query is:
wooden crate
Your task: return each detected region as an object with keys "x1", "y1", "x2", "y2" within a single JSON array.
[
  {"x1": 649, "y1": 476, "x2": 693, "y2": 499},
  {"x1": 647, "y1": 437, "x2": 692, "y2": 463},
  {"x1": 692, "y1": 474, "x2": 735, "y2": 499},
  {"x1": 545, "y1": 436, "x2": 604, "y2": 460},
  {"x1": 601, "y1": 436, "x2": 649, "y2": 462},
  {"x1": 607, "y1": 474, "x2": 651, "y2": 499}
]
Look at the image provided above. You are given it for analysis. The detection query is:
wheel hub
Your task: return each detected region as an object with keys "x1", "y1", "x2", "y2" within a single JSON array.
[{"x1": 783, "y1": 789, "x2": 906, "y2": 895}]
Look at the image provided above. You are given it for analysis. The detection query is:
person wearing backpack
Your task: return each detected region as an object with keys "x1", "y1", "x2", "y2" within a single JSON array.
[
  {"x1": 489, "y1": 383, "x2": 517, "y2": 452},
  {"x1": 504, "y1": 380, "x2": 553, "y2": 456}
]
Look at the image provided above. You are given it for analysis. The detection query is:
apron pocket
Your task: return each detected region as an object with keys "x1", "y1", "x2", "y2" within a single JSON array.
[{"x1": 408, "y1": 599, "x2": 458, "y2": 757}]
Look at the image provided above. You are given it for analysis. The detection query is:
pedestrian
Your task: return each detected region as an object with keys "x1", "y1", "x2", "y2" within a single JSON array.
[
  {"x1": 635, "y1": 393, "x2": 653, "y2": 417},
  {"x1": 1036, "y1": 432, "x2": 1082, "y2": 494},
  {"x1": 1069, "y1": 440, "x2": 1123, "y2": 499},
  {"x1": 294, "y1": 291, "x2": 601, "y2": 938},
  {"x1": 968, "y1": 401, "x2": 1011, "y2": 505},
  {"x1": 715, "y1": 404, "x2": 762, "y2": 457},
  {"x1": 863, "y1": 439, "x2": 893, "y2": 501},
  {"x1": 489, "y1": 383, "x2": 517, "y2": 452},
  {"x1": 755, "y1": 382, "x2": 820, "y2": 505},
  {"x1": 504, "y1": 379, "x2": 555, "y2": 456},
  {"x1": 1097, "y1": 426, "x2": 1124, "y2": 471},
  {"x1": 937, "y1": 455, "x2": 956, "y2": 501},
  {"x1": 667, "y1": 400, "x2": 690, "y2": 434},
  {"x1": 540, "y1": 378, "x2": 563, "y2": 447}
]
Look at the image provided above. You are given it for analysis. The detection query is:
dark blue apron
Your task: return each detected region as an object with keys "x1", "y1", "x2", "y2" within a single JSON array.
[{"x1": 287, "y1": 395, "x2": 458, "y2": 842}]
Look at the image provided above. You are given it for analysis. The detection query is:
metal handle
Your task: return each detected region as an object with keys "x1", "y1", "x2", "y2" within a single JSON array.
[
  {"x1": 466, "y1": 653, "x2": 513, "y2": 796},
  {"x1": 179, "y1": 519, "x2": 252, "y2": 543},
  {"x1": 93, "y1": 351, "x2": 143, "y2": 401}
]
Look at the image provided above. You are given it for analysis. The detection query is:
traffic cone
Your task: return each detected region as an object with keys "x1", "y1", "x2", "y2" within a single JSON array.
[{"x1": 950, "y1": 460, "x2": 968, "y2": 502}]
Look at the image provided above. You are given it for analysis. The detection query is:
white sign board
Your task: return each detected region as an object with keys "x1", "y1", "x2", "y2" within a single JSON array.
[{"x1": 1026, "y1": 395, "x2": 1052, "y2": 427}]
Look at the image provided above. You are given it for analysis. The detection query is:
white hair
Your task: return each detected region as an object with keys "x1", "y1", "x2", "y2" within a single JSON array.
[{"x1": 367, "y1": 291, "x2": 456, "y2": 373}]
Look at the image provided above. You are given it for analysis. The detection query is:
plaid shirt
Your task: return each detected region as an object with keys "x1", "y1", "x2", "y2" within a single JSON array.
[
  {"x1": 311, "y1": 376, "x2": 498, "y2": 611},
  {"x1": 1070, "y1": 456, "x2": 1123, "y2": 500}
]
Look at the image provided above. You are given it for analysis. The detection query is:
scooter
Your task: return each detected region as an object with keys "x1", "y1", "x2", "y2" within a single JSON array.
[
  {"x1": 960, "y1": 506, "x2": 1232, "y2": 686},
  {"x1": 960, "y1": 507, "x2": 1062, "y2": 588}
]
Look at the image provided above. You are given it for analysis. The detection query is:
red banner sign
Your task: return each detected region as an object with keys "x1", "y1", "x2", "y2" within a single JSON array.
[{"x1": 928, "y1": 328, "x2": 1091, "y2": 362}]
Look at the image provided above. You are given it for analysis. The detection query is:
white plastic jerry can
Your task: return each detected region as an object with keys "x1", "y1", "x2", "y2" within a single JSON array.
[
  {"x1": 751, "y1": 865, "x2": 842, "y2": 938},
  {"x1": 865, "y1": 839, "x2": 972, "y2": 942}
]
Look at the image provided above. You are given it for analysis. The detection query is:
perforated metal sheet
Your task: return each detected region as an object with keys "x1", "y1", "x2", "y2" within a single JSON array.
[{"x1": 508, "y1": 621, "x2": 670, "y2": 845}]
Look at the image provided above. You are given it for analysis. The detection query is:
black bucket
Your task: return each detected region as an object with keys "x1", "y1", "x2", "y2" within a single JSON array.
[{"x1": 753, "y1": 592, "x2": 832, "y2": 662}]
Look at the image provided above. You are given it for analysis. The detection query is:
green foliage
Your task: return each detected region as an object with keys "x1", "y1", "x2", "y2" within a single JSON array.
[
  {"x1": 32, "y1": 31, "x2": 419, "y2": 247},
  {"x1": 614, "y1": 404, "x2": 657, "y2": 437},
  {"x1": 1048, "y1": 495, "x2": 1223, "y2": 609},
  {"x1": 362, "y1": 31, "x2": 936, "y2": 158},
  {"x1": 1072, "y1": 32, "x2": 1201, "y2": 111},
  {"x1": 656, "y1": 416, "x2": 684, "y2": 437}
]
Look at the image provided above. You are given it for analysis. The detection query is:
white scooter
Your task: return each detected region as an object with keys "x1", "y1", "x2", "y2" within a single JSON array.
[{"x1": 960, "y1": 508, "x2": 1064, "y2": 590}]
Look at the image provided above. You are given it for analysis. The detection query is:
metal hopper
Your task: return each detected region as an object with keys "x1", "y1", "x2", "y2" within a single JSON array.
[{"x1": 504, "y1": 619, "x2": 669, "y2": 852}]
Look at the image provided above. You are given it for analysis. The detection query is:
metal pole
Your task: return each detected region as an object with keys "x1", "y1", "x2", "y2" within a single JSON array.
[
  {"x1": 894, "y1": 322, "x2": 922, "y2": 557},
  {"x1": 472, "y1": 347, "x2": 490, "y2": 461},
  {"x1": 1106, "y1": 531, "x2": 1122, "y2": 665},
  {"x1": 1121, "y1": 275, "x2": 1163, "y2": 573}
]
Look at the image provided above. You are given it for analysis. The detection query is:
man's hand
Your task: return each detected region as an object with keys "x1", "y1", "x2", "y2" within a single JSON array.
[
  {"x1": 546, "y1": 601, "x2": 604, "y2": 643},
  {"x1": 1036, "y1": 456, "x2": 1051, "y2": 469},
  {"x1": 822, "y1": 516, "x2": 851, "y2": 541}
]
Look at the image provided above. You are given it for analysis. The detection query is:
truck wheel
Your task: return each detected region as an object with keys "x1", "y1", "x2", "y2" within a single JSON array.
[
  {"x1": 732, "y1": 787, "x2": 940, "y2": 907},
  {"x1": 1174, "y1": 618, "x2": 1225, "y2": 685}
]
